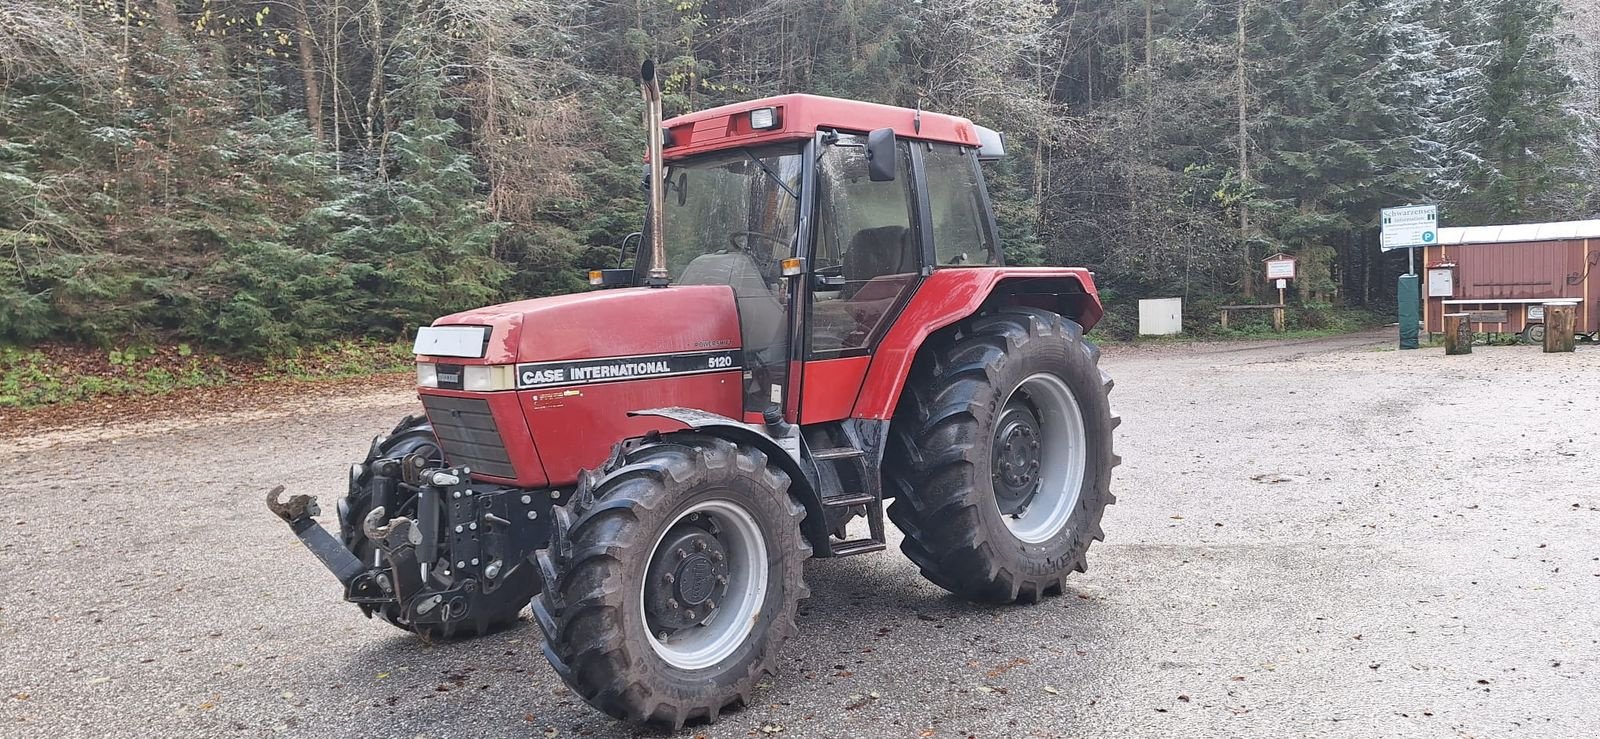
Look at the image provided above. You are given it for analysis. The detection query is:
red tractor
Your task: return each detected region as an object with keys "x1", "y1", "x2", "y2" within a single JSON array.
[{"x1": 269, "y1": 62, "x2": 1118, "y2": 728}]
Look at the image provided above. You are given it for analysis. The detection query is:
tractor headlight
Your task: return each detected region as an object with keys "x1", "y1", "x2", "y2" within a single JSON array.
[
  {"x1": 416, "y1": 362, "x2": 439, "y2": 388},
  {"x1": 462, "y1": 365, "x2": 517, "y2": 392}
]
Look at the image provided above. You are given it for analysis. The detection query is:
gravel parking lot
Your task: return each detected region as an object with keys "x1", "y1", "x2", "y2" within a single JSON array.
[{"x1": 4, "y1": 330, "x2": 1598, "y2": 738}]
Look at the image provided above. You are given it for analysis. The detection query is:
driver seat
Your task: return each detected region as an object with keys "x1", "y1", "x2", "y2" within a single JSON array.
[
  {"x1": 841, "y1": 226, "x2": 917, "y2": 299},
  {"x1": 678, "y1": 251, "x2": 786, "y2": 402}
]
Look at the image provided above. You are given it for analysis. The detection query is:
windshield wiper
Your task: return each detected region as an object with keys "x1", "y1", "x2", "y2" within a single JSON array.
[{"x1": 743, "y1": 149, "x2": 799, "y2": 199}]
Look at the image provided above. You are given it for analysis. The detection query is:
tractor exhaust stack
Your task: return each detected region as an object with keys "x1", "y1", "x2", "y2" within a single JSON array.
[{"x1": 640, "y1": 60, "x2": 668, "y2": 286}]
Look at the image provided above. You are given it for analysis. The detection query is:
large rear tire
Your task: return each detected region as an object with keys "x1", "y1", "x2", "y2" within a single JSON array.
[
  {"x1": 532, "y1": 435, "x2": 810, "y2": 728},
  {"x1": 884, "y1": 306, "x2": 1117, "y2": 603},
  {"x1": 344, "y1": 414, "x2": 531, "y2": 639}
]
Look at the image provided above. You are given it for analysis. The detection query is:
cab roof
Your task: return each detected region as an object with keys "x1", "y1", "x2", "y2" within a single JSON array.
[{"x1": 662, "y1": 94, "x2": 981, "y2": 160}]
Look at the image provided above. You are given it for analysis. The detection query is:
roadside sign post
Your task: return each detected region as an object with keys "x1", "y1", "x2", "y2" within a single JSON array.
[
  {"x1": 1264, "y1": 255, "x2": 1296, "y2": 332},
  {"x1": 1381, "y1": 205, "x2": 1438, "y2": 350}
]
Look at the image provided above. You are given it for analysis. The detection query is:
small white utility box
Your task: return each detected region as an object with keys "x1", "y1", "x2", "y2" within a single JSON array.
[{"x1": 1138, "y1": 298, "x2": 1183, "y2": 336}]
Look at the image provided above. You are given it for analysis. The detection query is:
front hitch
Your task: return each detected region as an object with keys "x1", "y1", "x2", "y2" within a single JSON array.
[{"x1": 267, "y1": 485, "x2": 366, "y2": 586}]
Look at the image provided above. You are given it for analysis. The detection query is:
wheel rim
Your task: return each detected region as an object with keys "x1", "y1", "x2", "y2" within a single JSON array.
[
  {"x1": 641, "y1": 498, "x2": 769, "y2": 670},
  {"x1": 992, "y1": 373, "x2": 1087, "y2": 544},
  {"x1": 1529, "y1": 325, "x2": 1546, "y2": 343}
]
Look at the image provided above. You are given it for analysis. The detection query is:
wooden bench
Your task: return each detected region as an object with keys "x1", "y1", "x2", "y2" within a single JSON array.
[{"x1": 1219, "y1": 304, "x2": 1286, "y2": 331}]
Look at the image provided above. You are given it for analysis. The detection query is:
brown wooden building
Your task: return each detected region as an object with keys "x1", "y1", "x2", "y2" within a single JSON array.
[{"x1": 1423, "y1": 220, "x2": 1600, "y2": 341}]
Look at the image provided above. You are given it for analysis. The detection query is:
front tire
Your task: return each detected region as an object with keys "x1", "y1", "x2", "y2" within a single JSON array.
[
  {"x1": 532, "y1": 435, "x2": 810, "y2": 728},
  {"x1": 884, "y1": 306, "x2": 1118, "y2": 603}
]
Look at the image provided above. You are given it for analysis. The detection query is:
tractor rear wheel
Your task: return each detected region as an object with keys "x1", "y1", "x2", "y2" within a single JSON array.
[
  {"x1": 532, "y1": 435, "x2": 810, "y2": 728},
  {"x1": 344, "y1": 414, "x2": 530, "y2": 639},
  {"x1": 884, "y1": 306, "x2": 1117, "y2": 603}
]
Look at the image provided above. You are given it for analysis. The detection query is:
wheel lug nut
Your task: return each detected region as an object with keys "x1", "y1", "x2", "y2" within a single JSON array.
[
  {"x1": 705, "y1": 599, "x2": 716, "y2": 610},
  {"x1": 658, "y1": 631, "x2": 670, "y2": 641},
  {"x1": 683, "y1": 610, "x2": 695, "y2": 620},
  {"x1": 676, "y1": 548, "x2": 687, "y2": 560},
  {"x1": 716, "y1": 575, "x2": 728, "y2": 586},
  {"x1": 667, "y1": 598, "x2": 679, "y2": 609},
  {"x1": 711, "y1": 552, "x2": 723, "y2": 562},
  {"x1": 693, "y1": 540, "x2": 707, "y2": 552},
  {"x1": 663, "y1": 573, "x2": 676, "y2": 584}
]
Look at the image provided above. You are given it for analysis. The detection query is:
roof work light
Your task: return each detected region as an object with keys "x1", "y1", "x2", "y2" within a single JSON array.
[{"x1": 749, "y1": 107, "x2": 779, "y2": 130}]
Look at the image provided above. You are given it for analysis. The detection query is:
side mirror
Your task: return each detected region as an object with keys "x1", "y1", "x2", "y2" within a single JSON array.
[
  {"x1": 618, "y1": 231, "x2": 642, "y2": 268},
  {"x1": 866, "y1": 127, "x2": 897, "y2": 182}
]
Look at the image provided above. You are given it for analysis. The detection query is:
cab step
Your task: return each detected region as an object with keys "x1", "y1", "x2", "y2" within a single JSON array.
[
  {"x1": 829, "y1": 538, "x2": 887, "y2": 557},
  {"x1": 806, "y1": 436, "x2": 886, "y2": 558},
  {"x1": 822, "y1": 492, "x2": 876, "y2": 508}
]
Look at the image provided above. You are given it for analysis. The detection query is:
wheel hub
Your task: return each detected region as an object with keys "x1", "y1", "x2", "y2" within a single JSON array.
[
  {"x1": 992, "y1": 400, "x2": 1043, "y2": 516},
  {"x1": 644, "y1": 523, "x2": 730, "y2": 632}
]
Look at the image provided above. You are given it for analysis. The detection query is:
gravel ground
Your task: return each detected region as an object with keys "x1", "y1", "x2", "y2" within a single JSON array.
[{"x1": 3, "y1": 330, "x2": 1598, "y2": 739}]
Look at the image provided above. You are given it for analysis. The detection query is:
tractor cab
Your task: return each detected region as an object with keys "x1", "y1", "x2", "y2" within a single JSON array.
[{"x1": 635, "y1": 94, "x2": 1009, "y2": 418}]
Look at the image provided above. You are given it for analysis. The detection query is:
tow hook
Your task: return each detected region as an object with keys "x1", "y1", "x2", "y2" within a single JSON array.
[
  {"x1": 362, "y1": 506, "x2": 418, "y2": 549},
  {"x1": 267, "y1": 485, "x2": 365, "y2": 586}
]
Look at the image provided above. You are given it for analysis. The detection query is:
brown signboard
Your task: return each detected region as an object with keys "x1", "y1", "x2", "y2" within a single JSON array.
[{"x1": 1466, "y1": 310, "x2": 1508, "y2": 324}]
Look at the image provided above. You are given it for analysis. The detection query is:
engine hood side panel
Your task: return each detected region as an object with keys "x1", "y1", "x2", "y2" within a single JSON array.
[
  {"x1": 426, "y1": 285, "x2": 743, "y2": 365},
  {"x1": 420, "y1": 285, "x2": 747, "y2": 489}
]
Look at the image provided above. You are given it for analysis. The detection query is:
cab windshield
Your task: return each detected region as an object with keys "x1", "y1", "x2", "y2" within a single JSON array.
[
  {"x1": 655, "y1": 143, "x2": 804, "y2": 413},
  {"x1": 658, "y1": 144, "x2": 804, "y2": 280}
]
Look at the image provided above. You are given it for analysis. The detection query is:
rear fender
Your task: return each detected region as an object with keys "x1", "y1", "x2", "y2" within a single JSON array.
[
  {"x1": 851, "y1": 268, "x2": 1102, "y2": 421},
  {"x1": 627, "y1": 407, "x2": 830, "y2": 555}
]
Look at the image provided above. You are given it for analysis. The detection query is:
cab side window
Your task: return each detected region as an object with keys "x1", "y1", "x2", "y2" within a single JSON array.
[
  {"x1": 923, "y1": 144, "x2": 996, "y2": 266},
  {"x1": 809, "y1": 134, "x2": 920, "y2": 356}
]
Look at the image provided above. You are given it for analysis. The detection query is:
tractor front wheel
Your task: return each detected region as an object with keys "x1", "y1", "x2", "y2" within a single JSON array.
[
  {"x1": 885, "y1": 306, "x2": 1118, "y2": 603},
  {"x1": 532, "y1": 435, "x2": 810, "y2": 728}
]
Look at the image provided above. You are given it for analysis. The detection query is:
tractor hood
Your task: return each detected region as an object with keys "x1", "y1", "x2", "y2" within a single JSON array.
[{"x1": 424, "y1": 285, "x2": 743, "y2": 366}]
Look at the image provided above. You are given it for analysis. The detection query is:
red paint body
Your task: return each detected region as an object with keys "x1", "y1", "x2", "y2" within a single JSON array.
[
  {"x1": 663, "y1": 94, "x2": 981, "y2": 160},
  {"x1": 851, "y1": 268, "x2": 1101, "y2": 420},
  {"x1": 519, "y1": 372, "x2": 741, "y2": 485},
  {"x1": 417, "y1": 286, "x2": 744, "y2": 488},
  {"x1": 798, "y1": 356, "x2": 871, "y2": 424},
  {"x1": 425, "y1": 286, "x2": 742, "y2": 365}
]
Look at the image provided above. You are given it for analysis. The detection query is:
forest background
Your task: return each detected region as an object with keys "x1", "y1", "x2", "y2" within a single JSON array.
[{"x1": 2, "y1": 0, "x2": 1597, "y2": 368}]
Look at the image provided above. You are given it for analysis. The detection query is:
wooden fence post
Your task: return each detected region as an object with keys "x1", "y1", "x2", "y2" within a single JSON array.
[
  {"x1": 1543, "y1": 302, "x2": 1576, "y2": 353},
  {"x1": 1444, "y1": 313, "x2": 1470, "y2": 355},
  {"x1": 1272, "y1": 306, "x2": 1284, "y2": 332}
]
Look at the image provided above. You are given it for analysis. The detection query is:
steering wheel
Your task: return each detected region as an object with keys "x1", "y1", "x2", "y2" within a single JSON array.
[{"x1": 728, "y1": 230, "x2": 792, "y2": 256}]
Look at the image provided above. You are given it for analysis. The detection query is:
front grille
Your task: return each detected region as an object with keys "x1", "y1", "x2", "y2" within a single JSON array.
[{"x1": 419, "y1": 394, "x2": 518, "y2": 479}]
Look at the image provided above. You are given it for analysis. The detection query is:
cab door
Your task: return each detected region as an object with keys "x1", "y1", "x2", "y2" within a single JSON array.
[{"x1": 795, "y1": 132, "x2": 926, "y2": 423}]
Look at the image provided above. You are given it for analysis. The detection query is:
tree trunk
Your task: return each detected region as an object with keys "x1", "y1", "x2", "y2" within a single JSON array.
[
  {"x1": 1544, "y1": 303, "x2": 1577, "y2": 352},
  {"x1": 294, "y1": 0, "x2": 324, "y2": 142},
  {"x1": 1145, "y1": 0, "x2": 1154, "y2": 70},
  {"x1": 1237, "y1": 0, "x2": 1254, "y2": 300},
  {"x1": 1444, "y1": 313, "x2": 1471, "y2": 355},
  {"x1": 152, "y1": 0, "x2": 182, "y2": 36},
  {"x1": 362, "y1": 0, "x2": 385, "y2": 152}
]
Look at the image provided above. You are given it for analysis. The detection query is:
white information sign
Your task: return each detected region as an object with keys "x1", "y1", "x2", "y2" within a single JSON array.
[
  {"x1": 1275, "y1": 278, "x2": 1287, "y2": 290},
  {"x1": 1265, "y1": 258, "x2": 1296, "y2": 280},
  {"x1": 1381, "y1": 205, "x2": 1438, "y2": 251}
]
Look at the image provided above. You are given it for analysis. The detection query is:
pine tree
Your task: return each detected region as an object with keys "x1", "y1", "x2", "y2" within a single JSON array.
[
  {"x1": 1250, "y1": 0, "x2": 1441, "y2": 303},
  {"x1": 1434, "y1": 0, "x2": 1582, "y2": 222}
]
